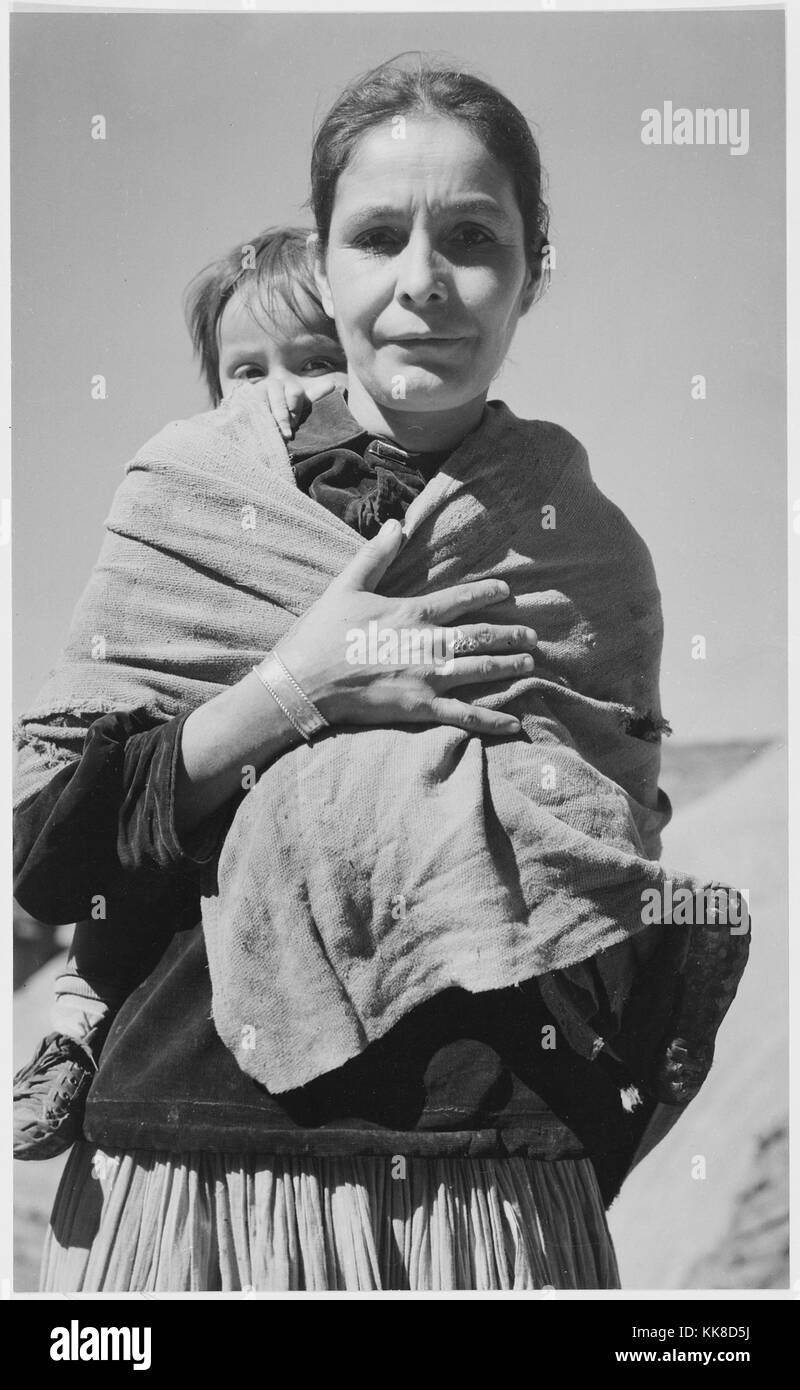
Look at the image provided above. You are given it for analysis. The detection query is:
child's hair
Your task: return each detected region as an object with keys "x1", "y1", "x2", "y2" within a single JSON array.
[{"x1": 184, "y1": 226, "x2": 336, "y2": 406}]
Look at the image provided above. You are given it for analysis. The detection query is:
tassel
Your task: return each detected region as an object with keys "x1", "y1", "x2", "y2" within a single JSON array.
[
  {"x1": 592, "y1": 1036, "x2": 645, "y2": 1112},
  {"x1": 619, "y1": 1084, "x2": 644, "y2": 1114}
]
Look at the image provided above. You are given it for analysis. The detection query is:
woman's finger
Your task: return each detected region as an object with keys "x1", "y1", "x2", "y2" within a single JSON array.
[
  {"x1": 334, "y1": 518, "x2": 405, "y2": 592},
  {"x1": 425, "y1": 696, "x2": 522, "y2": 736},
  {"x1": 412, "y1": 579, "x2": 512, "y2": 624},
  {"x1": 447, "y1": 623, "x2": 538, "y2": 655},
  {"x1": 433, "y1": 651, "x2": 535, "y2": 689}
]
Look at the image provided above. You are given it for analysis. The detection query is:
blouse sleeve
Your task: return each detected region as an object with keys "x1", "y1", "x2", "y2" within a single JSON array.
[{"x1": 14, "y1": 709, "x2": 241, "y2": 926}]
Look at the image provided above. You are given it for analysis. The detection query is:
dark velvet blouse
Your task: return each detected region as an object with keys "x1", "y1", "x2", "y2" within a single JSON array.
[{"x1": 13, "y1": 394, "x2": 659, "y2": 1205}]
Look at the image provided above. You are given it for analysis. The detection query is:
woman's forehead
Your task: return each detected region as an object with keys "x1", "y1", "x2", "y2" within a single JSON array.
[{"x1": 333, "y1": 115, "x2": 519, "y2": 221}]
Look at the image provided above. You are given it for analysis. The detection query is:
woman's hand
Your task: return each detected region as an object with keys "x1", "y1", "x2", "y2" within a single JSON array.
[
  {"x1": 177, "y1": 520, "x2": 536, "y2": 834},
  {"x1": 276, "y1": 518, "x2": 537, "y2": 736}
]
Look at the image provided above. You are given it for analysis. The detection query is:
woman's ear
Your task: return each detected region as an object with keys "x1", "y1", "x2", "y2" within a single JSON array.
[
  {"x1": 308, "y1": 233, "x2": 335, "y2": 319},
  {"x1": 518, "y1": 266, "x2": 537, "y2": 317}
]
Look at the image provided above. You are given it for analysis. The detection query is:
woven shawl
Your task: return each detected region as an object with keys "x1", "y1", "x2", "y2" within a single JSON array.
[{"x1": 15, "y1": 385, "x2": 698, "y2": 1093}]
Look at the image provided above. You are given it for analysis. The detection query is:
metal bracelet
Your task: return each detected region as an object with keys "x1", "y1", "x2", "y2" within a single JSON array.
[{"x1": 252, "y1": 652, "x2": 329, "y2": 742}]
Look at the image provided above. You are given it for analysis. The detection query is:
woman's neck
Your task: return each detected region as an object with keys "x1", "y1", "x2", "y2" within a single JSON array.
[{"x1": 346, "y1": 376, "x2": 488, "y2": 454}]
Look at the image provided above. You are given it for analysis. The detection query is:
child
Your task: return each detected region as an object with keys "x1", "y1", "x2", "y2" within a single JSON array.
[
  {"x1": 186, "y1": 224, "x2": 346, "y2": 430},
  {"x1": 13, "y1": 227, "x2": 347, "y2": 1159}
]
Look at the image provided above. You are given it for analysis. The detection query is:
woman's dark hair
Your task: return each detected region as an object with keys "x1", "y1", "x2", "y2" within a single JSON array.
[
  {"x1": 310, "y1": 56, "x2": 550, "y2": 295},
  {"x1": 183, "y1": 226, "x2": 336, "y2": 406}
]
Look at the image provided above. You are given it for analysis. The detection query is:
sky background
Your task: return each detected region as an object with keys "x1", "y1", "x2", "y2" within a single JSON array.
[{"x1": 10, "y1": 7, "x2": 786, "y2": 742}]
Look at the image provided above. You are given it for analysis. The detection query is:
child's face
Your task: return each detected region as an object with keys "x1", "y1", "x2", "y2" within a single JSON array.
[{"x1": 217, "y1": 289, "x2": 347, "y2": 400}]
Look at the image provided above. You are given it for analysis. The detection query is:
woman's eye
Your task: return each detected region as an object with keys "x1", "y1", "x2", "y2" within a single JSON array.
[
  {"x1": 451, "y1": 225, "x2": 494, "y2": 248},
  {"x1": 355, "y1": 228, "x2": 402, "y2": 255},
  {"x1": 233, "y1": 365, "x2": 266, "y2": 381}
]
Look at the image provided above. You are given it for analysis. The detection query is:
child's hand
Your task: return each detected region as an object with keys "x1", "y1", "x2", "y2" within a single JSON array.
[{"x1": 259, "y1": 376, "x2": 339, "y2": 442}]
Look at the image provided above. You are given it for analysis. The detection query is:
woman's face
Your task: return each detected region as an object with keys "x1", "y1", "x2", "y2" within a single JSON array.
[{"x1": 313, "y1": 116, "x2": 535, "y2": 419}]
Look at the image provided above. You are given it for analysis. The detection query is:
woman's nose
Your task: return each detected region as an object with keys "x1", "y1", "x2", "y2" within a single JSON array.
[{"x1": 395, "y1": 236, "x2": 447, "y2": 307}]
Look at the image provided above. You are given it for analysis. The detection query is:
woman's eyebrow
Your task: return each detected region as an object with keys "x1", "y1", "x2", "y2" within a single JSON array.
[
  {"x1": 436, "y1": 196, "x2": 512, "y2": 222},
  {"x1": 342, "y1": 197, "x2": 514, "y2": 229},
  {"x1": 341, "y1": 204, "x2": 405, "y2": 227}
]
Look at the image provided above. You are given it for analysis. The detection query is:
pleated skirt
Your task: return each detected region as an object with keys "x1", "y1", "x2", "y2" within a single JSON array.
[{"x1": 40, "y1": 1143, "x2": 620, "y2": 1292}]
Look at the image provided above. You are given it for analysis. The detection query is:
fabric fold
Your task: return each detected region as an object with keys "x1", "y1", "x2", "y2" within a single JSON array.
[
  {"x1": 14, "y1": 384, "x2": 700, "y2": 1096},
  {"x1": 41, "y1": 1143, "x2": 620, "y2": 1291}
]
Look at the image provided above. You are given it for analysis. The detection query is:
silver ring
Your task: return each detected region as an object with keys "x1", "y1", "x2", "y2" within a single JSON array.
[{"x1": 453, "y1": 634, "x2": 480, "y2": 655}]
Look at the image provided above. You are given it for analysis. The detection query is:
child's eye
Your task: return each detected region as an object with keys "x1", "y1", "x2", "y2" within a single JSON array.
[
  {"x1": 233, "y1": 364, "x2": 266, "y2": 381},
  {"x1": 300, "y1": 357, "x2": 343, "y2": 375}
]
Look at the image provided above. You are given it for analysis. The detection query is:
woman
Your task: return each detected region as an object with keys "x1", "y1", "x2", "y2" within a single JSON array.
[{"x1": 13, "y1": 58, "x2": 738, "y2": 1292}]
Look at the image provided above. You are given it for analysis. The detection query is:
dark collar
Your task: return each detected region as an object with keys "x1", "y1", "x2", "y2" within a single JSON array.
[
  {"x1": 287, "y1": 389, "x2": 453, "y2": 472},
  {"x1": 288, "y1": 390, "x2": 367, "y2": 460}
]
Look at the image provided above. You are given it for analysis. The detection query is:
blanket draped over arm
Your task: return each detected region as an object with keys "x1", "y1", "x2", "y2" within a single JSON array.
[{"x1": 15, "y1": 385, "x2": 703, "y2": 1093}]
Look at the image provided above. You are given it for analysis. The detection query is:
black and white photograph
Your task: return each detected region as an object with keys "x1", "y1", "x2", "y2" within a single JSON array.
[{"x1": 5, "y1": 0, "x2": 792, "y2": 1317}]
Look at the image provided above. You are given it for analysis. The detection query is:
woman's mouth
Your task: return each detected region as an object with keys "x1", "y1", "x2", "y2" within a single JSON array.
[{"x1": 388, "y1": 335, "x2": 468, "y2": 348}]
